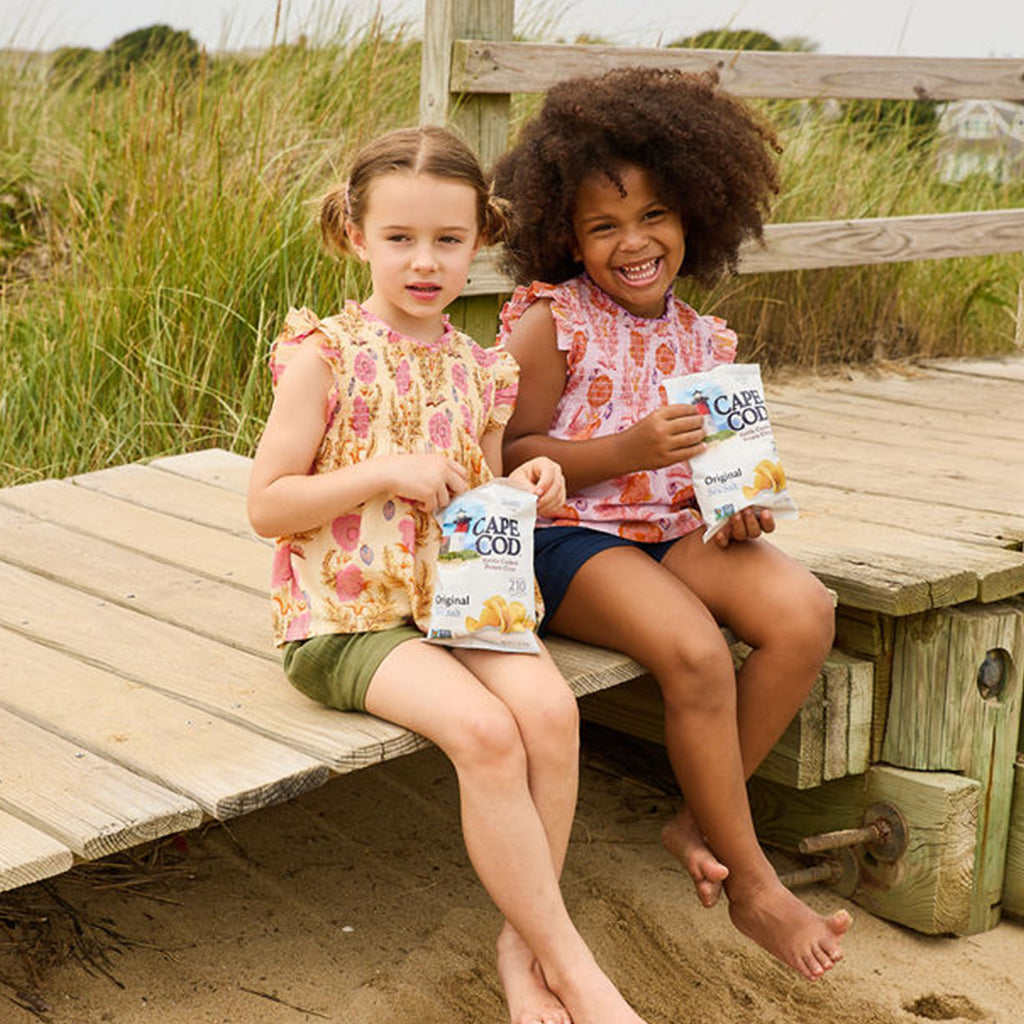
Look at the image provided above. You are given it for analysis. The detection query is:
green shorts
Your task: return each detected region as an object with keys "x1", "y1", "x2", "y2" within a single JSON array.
[{"x1": 281, "y1": 625, "x2": 424, "y2": 712}]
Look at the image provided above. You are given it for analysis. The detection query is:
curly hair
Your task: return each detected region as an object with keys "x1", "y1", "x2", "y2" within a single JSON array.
[{"x1": 492, "y1": 67, "x2": 781, "y2": 286}]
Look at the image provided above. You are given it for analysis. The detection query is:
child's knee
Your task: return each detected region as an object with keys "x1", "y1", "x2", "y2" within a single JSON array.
[
  {"x1": 655, "y1": 632, "x2": 735, "y2": 714},
  {"x1": 450, "y1": 703, "x2": 526, "y2": 776},
  {"x1": 786, "y1": 576, "x2": 836, "y2": 661},
  {"x1": 527, "y1": 682, "x2": 580, "y2": 752}
]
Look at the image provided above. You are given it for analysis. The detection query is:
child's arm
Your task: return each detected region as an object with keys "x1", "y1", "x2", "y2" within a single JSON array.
[
  {"x1": 502, "y1": 302, "x2": 706, "y2": 493},
  {"x1": 480, "y1": 426, "x2": 566, "y2": 517},
  {"x1": 247, "y1": 339, "x2": 467, "y2": 537}
]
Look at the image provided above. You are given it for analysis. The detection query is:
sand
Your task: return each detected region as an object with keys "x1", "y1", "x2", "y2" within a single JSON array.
[{"x1": 2, "y1": 725, "x2": 1022, "y2": 1024}]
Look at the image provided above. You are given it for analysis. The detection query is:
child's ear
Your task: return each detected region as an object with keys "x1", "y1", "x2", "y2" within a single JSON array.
[{"x1": 345, "y1": 219, "x2": 369, "y2": 261}]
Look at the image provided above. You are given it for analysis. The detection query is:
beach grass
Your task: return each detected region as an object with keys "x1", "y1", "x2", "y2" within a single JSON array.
[{"x1": 1, "y1": 18, "x2": 1021, "y2": 486}]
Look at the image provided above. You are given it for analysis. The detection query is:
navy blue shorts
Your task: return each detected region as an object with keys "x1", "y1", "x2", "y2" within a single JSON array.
[{"x1": 534, "y1": 526, "x2": 681, "y2": 635}]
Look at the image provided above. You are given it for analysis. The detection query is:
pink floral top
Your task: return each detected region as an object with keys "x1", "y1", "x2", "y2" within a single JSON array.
[
  {"x1": 268, "y1": 303, "x2": 518, "y2": 645},
  {"x1": 498, "y1": 275, "x2": 737, "y2": 542}
]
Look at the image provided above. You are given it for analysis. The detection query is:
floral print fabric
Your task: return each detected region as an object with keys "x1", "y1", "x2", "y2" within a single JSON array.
[
  {"x1": 498, "y1": 274, "x2": 737, "y2": 542},
  {"x1": 268, "y1": 303, "x2": 517, "y2": 645}
]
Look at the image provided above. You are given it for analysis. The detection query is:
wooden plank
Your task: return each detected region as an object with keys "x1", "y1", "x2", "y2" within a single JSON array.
[
  {"x1": 774, "y1": 513, "x2": 1024, "y2": 607},
  {"x1": 0, "y1": 560, "x2": 421, "y2": 773},
  {"x1": 0, "y1": 810, "x2": 73, "y2": 895},
  {"x1": 0, "y1": 707, "x2": 201, "y2": 859},
  {"x1": 451, "y1": 40, "x2": 1024, "y2": 102},
  {"x1": 830, "y1": 374, "x2": 1024, "y2": 425},
  {"x1": 776, "y1": 480, "x2": 1023, "y2": 553},
  {"x1": 737, "y1": 210, "x2": 1024, "y2": 273},
  {"x1": 842, "y1": 652, "x2": 874, "y2": 777},
  {"x1": 579, "y1": 675, "x2": 829, "y2": 790},
  {"x1": 419, "y1": 0, "x2": 456, "y2": 125},
  {"x1": 765, "y1": 535, "x2": 967, "y2": 617},
  {"x1": 770, "y1": 378, "x2": 1024, "y2": 439},
  {"x1": 543, "y1": 636, "x2": 645, "y2": 697},
  {"x1": 0, "y1": 504, "x2": 274, "y2": 660},
  {"x1": 448, "y1": 1, "x2": 514, "y2": 169},
  {"x1": 750, "y1": 766, "x2": 980, "y2": 935},
  {"x1": 916, "y1": 355, "x2": 1024, "y2": 383},
  {"x1": 438, "y1": 0, "x2": 514, "y2": 349},
  {"x1": 818, "y1": 651, "x2": 874, "y2": 783},
  {"x1": 0, "y1": 626, "x2": 327, "y2": 821},
  {"x1": 779, "y1": 430, "x2": 1022, "y2": 519},
  {"x1": 772, "y1": 399, "x2": 1024, "y2": 465},
  {"x1": 820, "y1": 654, "x2": 850, "y2": 781},
  {"x1": 0, "y1": 552, "x2": 648, "y2": 776},
  {"x1": 0, "y1": 479, "x2": 269, "y2": 594},
  {"x1": 1004, "y1": 755, "x2": 1024, "y2": 919},
  {"x1": 72, "y1": 463, "x2": 256, "y2": 537},
  {"x1": 149, "y1": 448, "x2": 252, "y2": 495},
  {"x1": 882, "y1": 600, "x2": 1024, "y2": 932},
  {"x1": 461, "y1": 210, "x2": 1024, "y2": 292},
  {"x1": 857, "y1": 767, "x2": 980, "y2": 936},
  {"x1": 834, "y1": 607, "x2": 896, "y2": 763}
]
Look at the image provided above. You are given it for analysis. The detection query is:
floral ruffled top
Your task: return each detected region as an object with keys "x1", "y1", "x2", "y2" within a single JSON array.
[
  {"x1": 498, "y1": 274, "x2": 737, "y2": 542},
  {"x1": 269, "y1": 303, "x2": 518, "y2": 645}
]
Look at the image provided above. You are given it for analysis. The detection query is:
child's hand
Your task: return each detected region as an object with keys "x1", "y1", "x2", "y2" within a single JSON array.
[
  {"x1": 508, "y1": 456, "x2": 566, "y2": 516},
  {"x1": 391, "y1": 453, "x2": 469, "y2": 513},
  {"x1": 714, "y1": 507, "x2": 775, "y2": 548},
  {"x1": 624, "y1": 405, "x2": 706, "y2": 470}
]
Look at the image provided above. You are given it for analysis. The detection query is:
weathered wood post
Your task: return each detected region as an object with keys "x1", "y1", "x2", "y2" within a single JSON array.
[
  {"x1": 882, "y1": 600, "x2": 1024, "y2": 932},
  {"x1": 421, "y1": 0, "x2": 514, "y2": 344},
  {"x1": 1005, "y1": 754, "x2": 1024, "y2": 917}
]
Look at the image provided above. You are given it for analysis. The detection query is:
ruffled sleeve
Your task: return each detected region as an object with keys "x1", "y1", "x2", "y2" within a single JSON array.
[
  {"x1": 483, "y1": 345, "x2": 520, "y2": 431},
  {"x1": 268, "y1": 306, "x2": 345, "y2": 426},
  {"x1": 498, "y1": 278, "x2": 593, "y2": 377},
  {"x1": 702, "y1": 314, "x2": 738, "y2": 368},
  {"x1": 268, "y1": 306, "x2": 325, "y2": 388}
]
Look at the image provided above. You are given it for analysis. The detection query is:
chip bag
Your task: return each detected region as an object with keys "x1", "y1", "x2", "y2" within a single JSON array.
[
  {"x1": 426, "y1": 480, "x2": 540, "y2": 653},
  {"x1": 662, "y1": 363, "x2": 798, "y2": 542}
]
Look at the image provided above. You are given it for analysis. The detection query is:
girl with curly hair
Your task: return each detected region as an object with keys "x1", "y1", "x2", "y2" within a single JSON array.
[{"x1": 494, "y1": 68, "x2": 850, "y2": 981}]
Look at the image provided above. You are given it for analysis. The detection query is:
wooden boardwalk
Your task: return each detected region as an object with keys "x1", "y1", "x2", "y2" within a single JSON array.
[{"x1": 1, "y1": 354, "x2": 1022, "y2": 930}]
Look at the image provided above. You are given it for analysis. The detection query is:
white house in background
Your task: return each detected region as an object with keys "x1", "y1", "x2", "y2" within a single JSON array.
[{"x1": 935, "y1": 99, "x2": 1024, "y2": 183}]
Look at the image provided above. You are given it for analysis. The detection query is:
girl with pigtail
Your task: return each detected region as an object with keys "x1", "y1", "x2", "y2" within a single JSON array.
[{"x1": 248, "y1": 124, "x2": 650, "y2": 1024}]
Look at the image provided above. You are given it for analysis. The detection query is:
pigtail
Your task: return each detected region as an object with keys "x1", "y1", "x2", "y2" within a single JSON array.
[
  {"x1": 319, "y1": 182, "x2": 352, "y2": 258},
  {"x1": 480, "y1": 189, "x2": 513, "y2": 247}
]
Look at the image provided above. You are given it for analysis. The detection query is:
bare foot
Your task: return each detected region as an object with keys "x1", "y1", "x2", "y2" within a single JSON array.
[
  {"x1": 661, "y1": 806, "x2": 729, "y2": 907},
  {"x1": 547, "y1": 953, "x2": 649, "y2": 1024},
  {"x1": 497, "y1": 925, "x2": 572, "y2": 1024},
  {"x1": 726, "y1": 875, "x2": 851, "y2": 981}
]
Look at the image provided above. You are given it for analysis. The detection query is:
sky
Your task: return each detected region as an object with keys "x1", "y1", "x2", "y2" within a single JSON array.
[{"x1": 4, "y1": 0, "x2": 1021, "y2": 58}]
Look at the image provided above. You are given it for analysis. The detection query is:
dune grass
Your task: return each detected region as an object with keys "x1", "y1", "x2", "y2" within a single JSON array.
[{"x1": 0, "y1": 19, "x2": 1021, "y2": 486}]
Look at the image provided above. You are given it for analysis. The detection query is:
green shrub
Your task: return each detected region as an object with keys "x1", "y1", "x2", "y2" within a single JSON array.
[{"x1": 97, "y1": 25, "x2": 202, "y2": 87}]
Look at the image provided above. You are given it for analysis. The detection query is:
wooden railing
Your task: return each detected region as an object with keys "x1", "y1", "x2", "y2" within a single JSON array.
[{"x1": 419, "y1": 0, "x2": 1024, "y2": 313}]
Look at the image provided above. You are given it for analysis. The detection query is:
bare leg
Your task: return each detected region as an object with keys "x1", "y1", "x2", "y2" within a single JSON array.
[
  {"x1": 548, "y1": 542, "x2": 849, "y2": 981},
  {"x1": 657, "y1": 532, "x2": 837, "y2": 907},
  {"x1": 453, "y1": 645, "x2": 578, "y2": 1024},
  {"x1": 659, "y1": 533, "x2": 836, "y2": 906},
  {"x1": 365, "y1": 640, "x2": 647, "y2": 1023}
]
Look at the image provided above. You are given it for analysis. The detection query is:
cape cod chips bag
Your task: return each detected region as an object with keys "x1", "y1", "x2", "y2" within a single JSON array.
[
  {"x1": 663, "y1": 363, "x2": 798, "y2": 543},
  {"x1": 426, "y1": 480, "x2": 540, "y2": 653}
]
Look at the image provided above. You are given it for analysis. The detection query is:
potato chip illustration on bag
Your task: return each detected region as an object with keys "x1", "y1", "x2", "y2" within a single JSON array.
[
  {"x1": 663, "y1": 364, "x2": 798, "y2": 542},
  {"x1": 427, "y1": 480, "x2": 540, "y2": 653}
]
